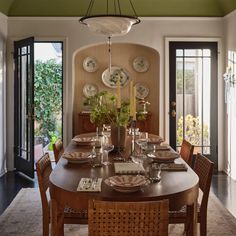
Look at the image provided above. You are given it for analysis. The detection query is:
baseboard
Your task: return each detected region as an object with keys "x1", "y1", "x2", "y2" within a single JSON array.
[{"x1": 0, "y1": 169, "x2": 7, "y2": 177}]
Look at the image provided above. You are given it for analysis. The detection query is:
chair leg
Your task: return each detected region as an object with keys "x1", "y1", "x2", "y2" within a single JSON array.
[
  {"x1": 42, "y1": 214, "x2": 50, "y2": 236},
  {"x1": 200, "y1": 216, "x2": 207, "y2": 236}
]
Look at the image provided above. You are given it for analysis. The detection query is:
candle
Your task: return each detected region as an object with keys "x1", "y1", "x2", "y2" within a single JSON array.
[
  {"x1": 117, "y1": 76, "x2": 121, "y2": 109},
  {"x1": 129, "y1": 81, "x2": 133, "y2": 117},
  {"x1": 133, "y1": 85, "x2": 136, "y2": 120}
]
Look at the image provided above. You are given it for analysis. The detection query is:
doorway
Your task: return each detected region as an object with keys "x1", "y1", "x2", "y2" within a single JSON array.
[
  {"x1": 169, "y1": 42, "x2": 218, "y2": 167},
  {"x1": 14, "y1": 39, "x2": 63, "y2": 178},
  {"x1": 34, "y1": 42, "x2": 63, "y2": 164}
]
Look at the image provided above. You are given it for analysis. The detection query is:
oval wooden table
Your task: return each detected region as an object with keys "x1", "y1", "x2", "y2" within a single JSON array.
[{"x1": 50, "y1": 133, "x2": 199, "y2": 236}]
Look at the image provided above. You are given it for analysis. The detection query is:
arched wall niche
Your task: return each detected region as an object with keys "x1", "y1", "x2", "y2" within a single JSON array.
[{"x1": 73, "y1": 42, "x2": 160, "y2": 135}]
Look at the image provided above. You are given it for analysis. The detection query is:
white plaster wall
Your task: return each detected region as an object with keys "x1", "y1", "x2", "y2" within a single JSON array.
[
  {"x1": 6, "y1": 16, "x2": 224, "y2": 171},
  {"x1": 223, "y1": 11, "x2": 236, "y2": 176},
  {"x1": 0, "y1": 12, "x2": 7, "y2": 176}
]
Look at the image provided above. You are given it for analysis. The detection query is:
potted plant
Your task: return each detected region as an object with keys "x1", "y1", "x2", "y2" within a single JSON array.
[{"x1": 84, "y1": 91, "x2": 130, "y2": 150}]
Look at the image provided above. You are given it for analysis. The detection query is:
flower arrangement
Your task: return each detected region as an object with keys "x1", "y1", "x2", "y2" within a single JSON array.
[{"x1": 83, "y1": 91, "x2": 130, "y2": 127}]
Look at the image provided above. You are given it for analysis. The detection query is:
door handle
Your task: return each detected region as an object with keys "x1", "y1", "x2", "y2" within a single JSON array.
[{"x1": 170, "y1": 110, "x2": 176, "y2": 118}]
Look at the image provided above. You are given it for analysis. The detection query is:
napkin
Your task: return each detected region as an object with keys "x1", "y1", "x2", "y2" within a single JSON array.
[
  {"x1": 114, "y1": 163, "x2": 145, "y2": 174},
  {"x1": 77, "y1": 178, "x2": 102, "y2": 192},
  {"x1": 160, "y1": 163, "x2": 187, "y2": 171}
]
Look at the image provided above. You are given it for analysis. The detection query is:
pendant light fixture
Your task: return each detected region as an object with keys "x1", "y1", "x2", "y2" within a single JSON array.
[
  {"x1": 79, "y1": 0, "x2": 140, "y2": 37},
  {"x1": 79, "y1": 0, "x2": 140, "y2": 75}
]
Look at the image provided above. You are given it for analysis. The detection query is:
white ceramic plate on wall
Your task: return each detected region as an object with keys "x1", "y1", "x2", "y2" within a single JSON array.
[
  {"x1": 83, "y1": 57, "x2": 99, "y2": 72},
  {"x1": 133, "y1": 57, "x2": 150, "y2": 73},
  {"x1": 83, "y1": 83, "x2": 98, "y2": 97},
  {"x1": 135, "y1": 83, "x2": 149, "y2": 99},
  {"x1": 102, "y1": 66, "x2": 130, "y2": 88}
]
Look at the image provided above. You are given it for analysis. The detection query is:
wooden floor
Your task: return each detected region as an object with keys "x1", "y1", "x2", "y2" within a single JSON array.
[{"x1": 1, "y1": 171, "x2": 236, "y2": 218}]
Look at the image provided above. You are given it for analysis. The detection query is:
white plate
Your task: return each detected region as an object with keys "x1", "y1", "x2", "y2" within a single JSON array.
[
  {"x1": 135, "y1": 83, "x2": 149, "y2": 99},
  {"x1": 83, "y1": 57, "x2": 99, "y2": 72},
  {"x1": 63, "y1": 152, "x2": 91, "y2": 163},
  {"x1": 105, "y1": 175, "x2": 148, "y2": 188},
  {"x1": 72, "y1": 136, "x2": 93, "y2": 146},
  {"x1": 133, "y1": 57, "x2": 149, "y2": 72},
  {"x1": 83, "y1": 83, "x2": 98, "y2": 98},
  {"x1": 148, "y1": 151, "x2": 179, "y2": 162},
  {"x1": 102, "y1": 66, "x2": 130, "y2": 88}
]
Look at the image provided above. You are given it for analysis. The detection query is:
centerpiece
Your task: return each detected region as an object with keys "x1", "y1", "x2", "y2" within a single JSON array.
[{"x1": 83, "y1": 90, "x2": 130, "y2": 150}]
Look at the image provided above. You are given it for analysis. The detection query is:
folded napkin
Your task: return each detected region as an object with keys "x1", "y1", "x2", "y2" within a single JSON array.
[
  {"x1": 77, "y1": 178, "x2": 102, "y2": 192},
  {"x1": 160, "y1": 163, "x2": 187, "y2": 171},
  {"x1": 114, "y1": 163, "x2": 145, "y2": 174}
]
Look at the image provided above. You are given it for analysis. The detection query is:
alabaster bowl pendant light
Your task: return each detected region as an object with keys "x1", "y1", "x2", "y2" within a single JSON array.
[{"x1": 79, "y1": 0, "x2": 140, "y2": 37}]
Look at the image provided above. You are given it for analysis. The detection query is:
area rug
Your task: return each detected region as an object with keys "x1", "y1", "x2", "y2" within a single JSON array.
[{"x1": 0, "y1": 188, "x2": 236, "y2": 235}]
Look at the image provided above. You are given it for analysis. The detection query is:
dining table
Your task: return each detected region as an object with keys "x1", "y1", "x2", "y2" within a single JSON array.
[{"x1": 49, "y1": 132, "x2": 199, "y2": 236}]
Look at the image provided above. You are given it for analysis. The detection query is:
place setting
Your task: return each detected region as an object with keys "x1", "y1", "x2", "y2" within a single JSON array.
[{"x1": 62, "y1": 151, "x2": 92, "y2": 164}]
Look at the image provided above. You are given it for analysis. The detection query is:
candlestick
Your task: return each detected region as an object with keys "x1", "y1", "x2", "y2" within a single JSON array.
[
  {"x1": 117, "y1": 76, "x2": 121, "y2": 108},
  {"x1": 133, "y1": 85, "x2": 136, "y2": 120},
  {"x1": 129, "y1": 81, "x2": 133, "y2": 116}
]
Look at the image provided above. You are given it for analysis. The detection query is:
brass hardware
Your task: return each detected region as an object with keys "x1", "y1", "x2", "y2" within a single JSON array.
[
  {"x1": 171, "y1": 101, "x2": 176, "y2": 107},
  {"x1": 170, "y1": 110, "x2": 176, "y2": 118}
]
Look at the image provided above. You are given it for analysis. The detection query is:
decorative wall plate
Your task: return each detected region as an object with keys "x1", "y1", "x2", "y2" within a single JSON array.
[
  {"x1": 102, "y1": 66, "x2": 130, "y2": 88},
  {"x1": 83, "y1": 83, "x2": 98, "y2": 97},
  {"x1": 135, "y1": 83, "x2": 149, "y2": 99},
  {"x1": 133, "y1": 57, "x2": 149, "y2": 72},
  {"x1": 83, "y1": 57, "x2": 99, "y2": 72}
]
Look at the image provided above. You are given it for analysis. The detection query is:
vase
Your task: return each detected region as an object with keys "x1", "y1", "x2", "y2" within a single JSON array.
[{"x1": 110, "y1": 125, "x2": 127, "y2": 151}]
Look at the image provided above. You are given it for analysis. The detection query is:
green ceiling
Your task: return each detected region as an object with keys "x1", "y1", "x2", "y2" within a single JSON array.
[{"x1": 0, "y1": 0, "x2": 236, "y2": 17}]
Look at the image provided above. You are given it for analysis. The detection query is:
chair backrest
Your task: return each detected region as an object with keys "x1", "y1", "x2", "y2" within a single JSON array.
[
  {"x1": 88, "y1": 199, "x2": 169, "y2": 236},
  {"x1": 36, "y1": 153, "x2": 52, "y2": 216},
  {"x1": 194, "y1": 153, "x2": 214, "y2": 214},
  {"x1": 180, "y1": 139, "x2": 194, "y2": 166},
  {"x1": 53, "y1": 139, "x2": 64, "y2": 163}
]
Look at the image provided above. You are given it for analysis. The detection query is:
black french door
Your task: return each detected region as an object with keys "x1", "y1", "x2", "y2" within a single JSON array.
[
  {"x1": 14, "y1": 37, "x2": 35, "y2": 178},
  {"x1": 169, "y1": 42, "x2": 218, "y2": 168}
]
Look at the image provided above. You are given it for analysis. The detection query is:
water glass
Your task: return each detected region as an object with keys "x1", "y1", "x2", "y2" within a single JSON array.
[
  {"x1": 102, "y1": 144, "x2": 114, "y2": 165},
  {"x1": 148, "y1": 163, "x2": 162, "y2": 182}
]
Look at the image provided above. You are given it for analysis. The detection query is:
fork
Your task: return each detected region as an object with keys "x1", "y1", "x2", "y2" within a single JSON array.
[{"x1": 92, "y1": 177, "x2": 98, "y2": 190}]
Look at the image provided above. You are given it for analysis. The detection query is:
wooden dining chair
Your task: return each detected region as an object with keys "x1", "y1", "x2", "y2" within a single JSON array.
[
  {"x1": 180, "y1": 139, "x2": 194, "y2": 167},
  {"x1": 88, "y1": 199, "x2": 169, "y2": 236},
  {"x1": 52, "y1": 138, "x2": 64, "y2": 163},
  {"x1": 36, "y1": 153, "x2": 88, "y2": 236},
  {"x1": 169, "y1": 153, "x2": 214, "y2": 236}
]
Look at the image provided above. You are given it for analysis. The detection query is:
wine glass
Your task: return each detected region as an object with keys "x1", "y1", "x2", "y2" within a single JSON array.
[{"x1": 102, "y1": 144, "x2": 114, "y2": 165}]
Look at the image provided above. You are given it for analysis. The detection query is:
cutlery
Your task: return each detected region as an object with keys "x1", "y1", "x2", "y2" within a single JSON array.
[{"x1": 92, "y1": 177, "x2": 98, "y2": 190}]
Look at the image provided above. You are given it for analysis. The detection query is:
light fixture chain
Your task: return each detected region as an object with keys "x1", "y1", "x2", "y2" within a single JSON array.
[
  {"x1": 117, "y1": 0, "x2": 122, "y2": 15},
  {"x1": 108, "y1": 36, "x2": 112, "y2": 73},
  {"x1": 86, "y1": 0, "x2": 95, "y2": 16},
  {"x1": 129, "y1": 0, "x2": 138, "y2": 17}
]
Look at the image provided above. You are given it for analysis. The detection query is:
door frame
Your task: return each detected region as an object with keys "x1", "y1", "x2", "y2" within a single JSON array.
[{"x1": 164, "y1": 37, "x2": 224, "y2": 171}]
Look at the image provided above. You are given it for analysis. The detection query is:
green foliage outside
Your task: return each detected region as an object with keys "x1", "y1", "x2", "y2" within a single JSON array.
[
  {"x1": 34, "y1": 59, "x2": 62, "y2": 147},
  {"x1": 177, "y1": 114, "x2": 209, "y2": 147}
]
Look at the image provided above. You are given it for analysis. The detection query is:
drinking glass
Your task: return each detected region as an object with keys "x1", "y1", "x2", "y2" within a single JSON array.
[{"x1": 102, "y1": 144, "x2": 114, "y2": 165}]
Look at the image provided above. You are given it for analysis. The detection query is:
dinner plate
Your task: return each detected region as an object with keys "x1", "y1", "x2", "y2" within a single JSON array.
[
  {"x1": 148, "y1": 151, "x2": 179, "y2": 162},
  {"x1": 83, "y1": 57, "x2": 99, "y2": 72},
  {"x1": 83, "y1": 83, "x2": 98, "y2": 98},
  {"x1": 102, "y1": 66, "x2": 130, "y2": 88},
  {"x1": 72, "y1": 136, "x2": 93, "y2": 146},
  {"x1": 63, "y1": 152, "x2": 91, "y2": 163},
  {"x1": 104, "y1": 175, "x2": 149, "y2": 192},
  {"x1": 133, "y1": 57, "x2": 149, "y2": 72},
  {"x1": 135, "y1": 83, "x2": 149, "y2": 99}
]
